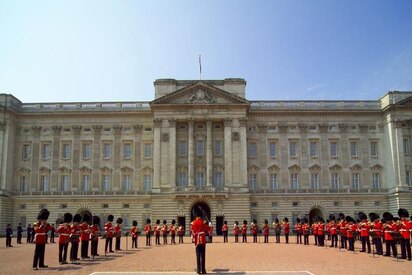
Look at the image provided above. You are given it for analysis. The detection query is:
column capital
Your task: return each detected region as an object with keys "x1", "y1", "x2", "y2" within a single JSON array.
[
  {"x1": 188, "y1": 118, "x2": 195, "y2": 127},
  {"x1": 258, "y1": 123, "x2": 267, "y2": 133},
  {"x1": 153, "y1": 118, "x2": 162, "y2": 127},
  {"x1": 338, "y1": 123, "x2": 348, "y2": 132},
  {"x1": 278, "y1": 122, "x2": 288, "y2": 132},
  {"x1": 52, "y1": 125, "x2": 62, "y2": 135},
  {"x1": 168, "y1": 119, "x2": 177, "y2": 127},
  {"x1": 113, "y1": 124, "x2": 123, "y2": 134},
  {"x1": 133, "y1": 124, "x2": 143, "y2": 134},
  {"x1": 206, "y1": 118, "x2": 213, "y2": 127},
  {"x1": 298, "y1": 123, "x2": 308, "y2": 133},
  {"x1": 358, "y1": 123, "x2": 368, "y2": 132},
  {"x1": 318, "y1": 123, "x2": 328, "y2": 133},
  {"x1": 239, "y1": 117, "x2": 248, "y2": 127},
  {"x1": 224, "y1": 118, "x2": 233, "y2": 127},
  {"x1": 72, "y1": 125, "x2": 82, "y2": 135},
  {"x1": 31, "y1": 126, "x2": 42, "y2": 135}
]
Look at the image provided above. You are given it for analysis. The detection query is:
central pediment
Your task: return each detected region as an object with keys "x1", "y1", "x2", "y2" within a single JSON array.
[{"x1": 150, "y1": 82, "x2": 249, "y2": 106}]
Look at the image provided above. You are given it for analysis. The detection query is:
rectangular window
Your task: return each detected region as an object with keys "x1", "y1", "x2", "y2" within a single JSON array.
[
  {"x1": 62, "y1": 143, "x2": 71, "y2": 159},
  {"x1": 249, "y1": 142, "x2": 257, "y2": 158},
  {"x1": 123, "y1": 143, "x2": 132, "y2": 159},
  {"x1": 81, "y1": 175, "x2": 90, "y2": 191},
  {"x1": 350, "y1": 141, "x2": 358, "y2": 157},
  {"x1": 214, "y1": 172, "x2": 223, "y2": 187},
  {"x1": 269, "y1": 142, "x2": 276, "y2": 158},
  {"x1": 290, "y1": 173, "x2": 298, "y2": 189},
  {"x1": 82, "y1": 143, "x2": 91, "y2": 159},
  {"x1": 103, "y1": 143, "x2": 111, "y2": 159},
  {"x1": 289, "y1": 141, "x2": 297, "y2": 157},
  {"x1": 40, "y1": 175, "x2": 49, "y2": 191},
  {"x1": 352, "y1": 173, "x2": 360, "y2": 189},
  {"x1": 249, "y1": 173, "x2": 257, "y2": 190},
  {"x1": 61, "y1": 175, "x2": 69, "y2": 191},
  {"x1": 42, "y1": 143, "x2": 50, "y2": 160},
  {"x1": 123, "y1": 175, "x2": 131, "y2": 191},
  {"x1": 309, "y1": 141, "x2": 318, "y2": 157},
  {"x1": 331, "y1": 173, "x2": 340, "y2": 189},
  {"x1": 144, "y1": 143, "x2": 152, "y2": 159},
  {"x1": 330, "y1": 141, "x2": 338, "y2": 157},
  {"x1": 406, "y1": 171, "x2": 411, "y2": 187},
  {"x1": 178, "y1": 172, "x2": 187, "y2": 187},
  {"x1": 270, "y1": 173, "x2": 277, "y2": 190},
  {"x1": 20, "y1": 176, "x2": 28, "y2": 192},
  {"x1": 372, "y1": 173, "x2": 380, "y2": 189},
  {"x1": 214, "y1": 140, "x2": 222, "y2": 156},
  {"x1": 196, "y1": 140, "x2": 204, "y2": 156},
  {"x1": 102, "y1": 175, "x2": 111, "y2": 191},
  {"x1": 143, "y1": 175, "x2": 152, "y2": 191},
  {"x1": 403, "y1": 138, "x2": 410, "y2": 154},
  {"x1": 178, "y1": 141, "x2": 187, "y2": 156},
  {"x1": 311, "y1": 173, "x2": 319, "y2": 189},
  {"x1": 370, "y1": 141, "x2": 378, "y2": 157},
  {"x1": 22, "y1": 144, "x2": 31, "y2": 160},
  {"x1": 196, "y1": 172, "x2": 205, "y2": 187}
]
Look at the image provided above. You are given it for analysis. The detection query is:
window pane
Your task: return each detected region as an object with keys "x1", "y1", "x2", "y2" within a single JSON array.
[
  {"x1": 178, "y1": 141, "x2": 187, "y2": 156},
  {"x1": 145, "y1": 144, "x2": 152, "y2": 159},
  {"x1": 371, "y1": 141, "x2": 378, "y2": 157},
  {"x1": 352, "y1": 173, "x2": 360, "y2": 189},
  {"x1": 310, "y1": 142, "x2": 317, "y2": 157},
  {"x1": 332, "y1": 173, "x2": 339, "y2": 189},
  {"x1": 289, "y1": 142, "x2": 297, "y2": 157},
  {"x1": 144, "y1": 175, "x2": 152, "y2": 191},
  {"x1": 61, "y1": 175, "x2": 69, "y2": 191},
  {"x1": 350, "y1": 142, "x2": 358, "y2": 157},
  {"x1": 196, "y1": 172, "x2": 205, "y2": 187},
  {"x1": 82, "y1": 175, "x2": 90, "y2": 191},
  {"x1": 290, "y1": 174, "x2": 298, "y2": 189},
  {"x1": 104, "y1": 144, "x2": 111, "y2": 159},
  {"x1": 123, "y1": 175, "x2": 131, "y2": 191},
  {"x1": 214, "y1": 172, "x2": 223, "y2": 187},
  {"x1": 102, "y1": 175, "x2": 110, "y2": 191},
  {"x1": 372, "y1": 173, "x2": 380, "y2": 189},
  {"x1": 330, "y1": 142, "x2": 338, "y2": 157},
  {"x1": 214, "y1": 140, "x2": 222, "y2": 156},
  {"x1": 196, "y1": 140, "x2": 204, "y2": 156},
  {"x1": 178, "y1": 172, "x2": 187, "y2": 187},
  {"x1": 63, "y1": 144, "x2": 71, "y2": 159},
  {"x1": 270, "y1": 173, "x2": 277, "y2": 190},
  {"x1": 269, "y1": 142, "x2": 276, "y2": 158},
  {"x1": 249, "y1": 143, "x2": 257, "y2": 158},
  {"x1": 83, "y1": 143, "x2": 91, "y2": 159},
  {"x1": 124, "y1": 144, "x2": 132, "y2": 159},
  {"x1": 249, "y1": 174, "x2": 257, "y2": 190},
  {"x1": 311, "y1": 173, "x2": 319, "y2": 189}
]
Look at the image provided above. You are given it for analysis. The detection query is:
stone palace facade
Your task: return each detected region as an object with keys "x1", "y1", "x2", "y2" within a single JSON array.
[{"x1": 1, "y1": 78, "x2": 411, "y2": 234}]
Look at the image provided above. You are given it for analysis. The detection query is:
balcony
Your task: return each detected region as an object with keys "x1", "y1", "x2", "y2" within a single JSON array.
[{"x1": 249, "y1": 188, "x2": 389, "y2": 194}]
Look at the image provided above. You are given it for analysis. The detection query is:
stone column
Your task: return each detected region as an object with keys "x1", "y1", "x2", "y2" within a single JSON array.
[
  {"x1": 30, "y1": 126, "x2": 41, "y2": 191},
  {"x1": 258, "y1": 123, "x2": 268, "y2": 187},
  {"x1": 188, "y1": 119, "x2": 195, "y2": 187},
  {"x1": 113, "y1": 125, "x2": 122, "y2": 191},
  {"x1": 239, "y1": 118, "x2": 248, "y2": 187},
  {"x1": 153, "y1": 119, "x2": 161, "y2": 191},
  {"x1": 169, "y1": 119, "x2": 177, "y2": 187},
  {"x1": 133, "y1": 124, "x2": 143, "y2": 190},
  {"x1": 92, "y1": 125, "x2": 102, "y2": 191},
  {"x1": 206, "y1": 119, "x2": 213, "y2": 186},
  {"x1": 71, "y1": 125, "x2": 82, "y2": 191},
  {"x1": 224, "y1": 118, "x2": 233, "y2": 186},
  {"x1": 49, "y1": 126, "x2": 61, "y2": 191}
]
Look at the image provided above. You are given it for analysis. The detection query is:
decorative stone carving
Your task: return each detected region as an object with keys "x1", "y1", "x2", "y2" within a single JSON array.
[
  {"x1": 153, "y1": 118, "x2": 162, "y2": 128},
  {"x1": 72, "y1": 125, "x2": 82, "y2": 134},
  {"x1": 232, "y1": 132, "x2": 240, "y2": 141},
  {"x1": 113, "y1": 125, "x2": 123, "y2": 134},
  {"x1": 338, "y1": 123, "x2": 348, "y2": 132},
  {"x1": 133, "y1": 124, "x2": 143, "y2": 134},
  {"x1": 224, "y1": 118, "x2": 232, "y2": 127},
  {"x1": 257, "y1": 123, "x2": 268, "y2": 133},
  {"x1": 278, "y1": 123, "x2": 288, "y2": 132},
  {"x1": 52, "y1": 126, "x2": 62, "y2": 135},
  {"x1": 358, "y1": 123, "x2": 368, "y2": 132},
  {"x1": 298, "y1": 123, "x2": 308, "y2": 133},
  {"x1": 92, "y1": 125, "x2": 102, "y2": 134},
  {"x1": 239, "y1": 117, "x2": 248, "y2": 127},
  {"x1": 318, "y1": 124, "x2": 328, "y2": 133},
  {"x1": 188, "y1": 89, "x2": 214, "y2": 104},
  {"x1": 31, "y1": 126, "x2": 42, "y2": 135},
  {"x1": 168, "y1": 119, "x2": 177, "y2": 127},
  {"x1": 162, "y1": 133, "x2": 169, "y2": 142}
]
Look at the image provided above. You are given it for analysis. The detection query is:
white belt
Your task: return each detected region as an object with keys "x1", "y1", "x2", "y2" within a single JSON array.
[
  {"x1": 61, "y1": 234, "x2": 70, "y2": 236},
  {"x1": 36, "y1": 233, "x2": 46, "y2": 235}
]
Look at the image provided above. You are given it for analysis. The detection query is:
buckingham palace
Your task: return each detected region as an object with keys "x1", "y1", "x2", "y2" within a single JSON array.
[{"x1": 0, "y1": 78, "x2": 411, "y2": 234}]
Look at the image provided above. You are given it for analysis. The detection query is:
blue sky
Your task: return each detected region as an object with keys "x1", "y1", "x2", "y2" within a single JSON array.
[{"x1": 1, "y1": 0, "x2": 412, "y2": 103}]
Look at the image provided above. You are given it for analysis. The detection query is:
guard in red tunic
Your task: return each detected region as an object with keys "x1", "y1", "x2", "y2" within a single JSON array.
[
  {"x1": 56, "y1": 213, "x2": 72, "y2": 264},
  {"x1": 80, "y1": 213, "x2": 91, "y2": 259},
  {"x1": 222, "y1": 220, "x2": 229, "y2": 243},
  {"x1": 338, "y1": 213, "x2": 347, "y2": 249},
  {"x1": 295, "y1": 218, "x2": 302, "y2": 244},
  {"x1": 251, "y1": 219, "x2": 259, "y2": 243},
  {"x1": 357, "y1": 212, "x2": 371, "y2": 253},
  {"x1": 170, "y1": 220, "x2": 176, "y2": 244},
  {"x1": 144, "y1": 218, "x2": 152, "y2": 246},
  {"x1": 263, "y1": 219, "x2": 270, "y2": 243},
  {"x1": 283, "y1": 217, "x2": 290, "y2": 244},
  {"x1": 273, "y1": 219, "x2": 281, "y2": 243},
  {"x1": 311, "y1": 220, "x2": 318, "y2": 246},
  {"x1": 130, "y1": 220, "x2": 139, "y2": 248},
  {"x1": 90, "y1": 216, "x2": 101, "y2": 257},
  {"x1": 383, "y1": 212, "x2": 398, "y2": 258},
  {"x1": 329, "y1": 215, "x2": 338, "y2": 248},
  {"x1": 32, "y1": 209, "x2": 52, "y2": 270},
  {"x1": 162, "y1": 220, "x2": 168, "y2": 245},
  {"x1": 192, "y1": 208, "x2": 211, "y2": 274},
  {"x1": 302, "y1": 218, "x2": 310, "y2": 245},
  {"x1": 233, "y1": 221, "x2": 240, "y2": 243},
  {"x1": 317, "y1": 218, "x2": 325, "y2": 247},
  {"x1": 70, "y1": 214, "x2": 81, "y2": 264},
  {"x1": 346, "y1": 216, "x2": 356, "y2": 251},
  {"x1": 242, "y1": 220, "x2": 248, "y2": 243},
  {"x1": 114, "y1": 218, "x2": 123, "y2": 251},
  {"x1": 154, "y1": 219, "x2": 161, "y2": 245},
  {"x1": 398, "y1": 208, "x2": 411, "y2": 260},
  {"x1": 104, "y1": 215, "x2": 115, "y2": 254},
  {"x1": 177, "y1": 222, "x2": 184, "y2": 244},
  {"x1": 369, "y1": 212, "x2": 383, "y2": 255}
]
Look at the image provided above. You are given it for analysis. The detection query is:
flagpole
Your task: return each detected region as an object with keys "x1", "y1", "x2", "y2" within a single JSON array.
[{"x1": 199, "y1": 54, "x2": 202, "y2": 80}]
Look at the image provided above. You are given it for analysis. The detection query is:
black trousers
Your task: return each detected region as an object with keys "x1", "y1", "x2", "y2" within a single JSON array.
[
  {"x1": 400, "y1": 238, "x2": 411, "y2": 259},
  {"x1": 6, "y1": 236, "x2": 12, "y2": 247},
  {"x1": 223, "y1": 232, "x2": 228, "y2": 243},
  {"x1": 275, "y1": 233, "x2": 280, "y2": 243},
  {"x1": 340, "y1": 235, "x2": 347, "y2": 249},
  {"x1": 242, "y1": 234, "x2": 247, "y2": 243},
  {"x1": 314, "y1": 234, "x2": 318, "y2": 245},
  {"x1": 264, "y1": 235, "x2": 268, "y2": 243},
  {"x1": 91, "y1": 238, "x2": 99, "y2": 256},
  {"x1": 253, "y1": 234, "x2": 257, "y2": 243},
  {"x1": 195, "y1": 244, "x2": 206, "y2": 273},
  {"x1": 70, "y1": 241, "x2": 79, "y2": 261},
  {"x1": 303, "y1": 235, "x2": 309, "y2": 245},
  {"x1": 317, "y1": 235, "x2": 324, "y2": 246},
  {"x1": 178, "y1": 235, "x2": 183, "y2": 243},
  {"x1": 115, "y1": 237, "x2": 121, "y2": 250},
  {"x1": 50, "y1": 233, "x2": 55, "y2": 243},
  {"x1": 296, "y1": 233, "x2": 302, "y2": 244},
  {"x1": 27, "y1": 234, "x2": 31, "y2": 243},
  {"x1": 361, "y1": 236, "x2": 371, "y2": 252},
  {"x1": 285, "y1": 233, "x2": 289, "y2": 244},
  {"x1": 348, "y1": 237, "x2": 355, "y2": 251},
  {"x1": 372, "y1": 237, "x2": 383, "y2": 255},
  {"x1": 105, "y1": 237, "x2": 113, "y2": 252},
  {"x1": 33, "y1": 244, "x2": 46, "y2": 268},
  {"x1": 385, "y1": 239, "x2": 397, "y2": 257},
  {"x1": 155, "y1": 235, "x2": 160, "y2": 245},
  {"x1": 81, "y1": 240, "x2": 89, "y2": 257},
  {"x1": 234, "y1": 234, "x2": 238, "y2": 243},
  {"x1": 163, "y1": 235, "x2": 167, "y2": 244},
  {"x1": 171, "y1": 235, "x2": 176, "y2": 244},
  {"x1": 132, "y1": 237, "x2": 137, "y2": 248},
  {"x1": 59, "y1": 243, "x2": 68, "y2": 263},
  {"x1": 330, "y1": 234, "x2": 338, "y2": 247},
  {"x1": 146, "y1": 234, "x2": 151, "y2": 246},
  {"x1": 17, "y1": 234, "x2": 22, "y2": 244}
]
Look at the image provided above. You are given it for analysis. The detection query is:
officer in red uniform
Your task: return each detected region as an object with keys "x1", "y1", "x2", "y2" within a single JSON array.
[
  {"x1": 346, "y1": 216, "x2": 356, "y2": 251},
  {"x1": 130, "y1": 220, "x2": 139, "y2": 248},
  {"x1": 273, "y1": 218, "x2": 281, "y2": 243},
  {"x1": 170, "y1": 219, "x2": 176, "y2": 244},
  {"x1": 357, "y1": 212, "x2": 371, "y2": 253},
  {"x1": 90, "y1": 216, "x2": 101, "y2": 257},
  {"x1": 295, "y1": 218, "x2": 302, "y2": 244},
  {"x1": 241, "y1": 220, "x2": 248, "y2": 243},
  {"x1": 145, "y1": 218, "x2": 152, "y2": 246},
  {"x1": 338, "y1": 213, "x2": 347, "y2": 249},
  {"x1": 80, "y1": 213, "x2": 91, "y2": 259},
  {"x1": 329, "y1": 215, "x2": 338, "y2": 248},
  {"x1": 302, "y1": 218, "x2": 310, "y2": 245},
  {"x1": 114, "y1": 218, "x2": 123, "y2": 251},
  {"x1": 263, "y1": 219, "x2": 270, "y2": 243},
  {"x1": 70, "y1": 214, "x2": 81, "y2": 263},
  {"x1": 32, "y1": 208, "x2": 52, "y2": 270},
  {"x1": 222, "y1": 220, "x2": 229, "y2": 243},
  {"x1": 161, "y1": 220, "x2": 168, "y2": 245},
  {"x1": 192, "y1": 207, "x2": 210, "y2": 274},
  {"x1": 56, "y1": 213, "x2": 72, "y2": 264},
  {"x1": 251, "y1": 219, "x2": 259, "y2": 243},
  {"x1": 177, "y1": 222, "x2": 184, "y2": 244},
  {"x1": 104, "y1": 215, "x2": 115, "y2": 254},
  {"x1": 233, "y1": 221, "x2": 240, "y2": 243},
  {"x1": 317, "y1": 218, "x2": 325, "y2": 247},
  {"x1": 283, "y1": 217, "x2": 290, "y2": 244},
  {"x1": 154, "y1": 219, "x2": 161, "y2": 245},
  {"x1": 398, "y1": 208, "x2": 411, "y2": 260},
  {"x1": 383, "y1": 212, "x2": 398, "y2": 258},
  {"x1": 368, "y1": 212, "x2": 383, "y2": 255}
]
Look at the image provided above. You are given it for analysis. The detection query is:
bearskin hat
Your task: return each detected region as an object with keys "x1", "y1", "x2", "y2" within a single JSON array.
[
  {"x1": 73, "y1": 214, "x2": 82, "y2": 223},
  {"x1": 146, "y1": 218, "x2": 151, "y2": 224},
  {"x1": 398, "y1": 208, "x2": 409, "y2": 218},
  {"x1": 338, "y1": 213, "x2": 345, "y2": 220},
  {"x1": 56, "y1": 218, "x2": 64, "y2": 224},
  {"x1": 235, "y1": 221, "x2": 239, "y2": 225},
  {"x1": 345, "y1": 216, "x2": 353, "y2": 223},
  {"x1": 163, "y1": 219, "x2": 167, "y2": 225},
  {"x1": 275, "y1": 218, "x2": 279, "y2": 223},
  {"x1": 63, "y1": 213, "x2": 73, "y2": 223},
  {"x1": 192, "y1": 206, "x2": 201, "y2": 218},
  {"x1": 368, "y1": 212, "x2": 379, "y2": 222},
  {"x1": 82, "y1": 213, "x2": 91, "y2": 223},
  {"x1": 252, "y1": 219, "x2": 257, "y2": 224},
  {"x1": 116, "y1": 218, "x2": 123, "y2": 224},
  {"x1": 303, "y1": 218, "x2": 308, "y2": 223},
  {"x1": 358, "y1": 212, "x2": 367, "y2": 221},
  {"x1": 132, "y1": 220, "x2": 137, "y2": 226},
  {"x1": 284, "y1": 217, "x2": 289, "y2": 222},
  {"x1": 224, "y1": 220, "x2": 227, "y2": 224},
  {"x1": 296, "y1": 218, "x2": 301, "y2": 223},
  {"x1": 329, "y1": 214, "x2": 336, "y2": 221},
  {"x1": 264, "y1": 219, "x2": 268, "y2": 224},
  {"x1": 156, "y1": 219, "x2": 160, "y2": 225},
  {"x1": 171, "y1": 219, "x2": 176, "y2": 225},
  {"x1": 107, "y1": 215, "x2": 114, "y2": 222},
  {"x1": 37, "y1": 208, "x2": 50, "y2": 221},
  {"x1": 243, "y1": 219, "x2": 247, "y2": 225},
  {"x1": 92, "y1": 215, "x2": 100, "y2": 225},
  {"x1": 382, "y1": 212, "x2": 393, "y2": 221}
]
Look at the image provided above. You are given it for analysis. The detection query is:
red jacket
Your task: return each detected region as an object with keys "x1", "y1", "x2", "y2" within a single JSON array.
[
  {"x1": 283, "y1": 223, "x2": 290, "y2": 234},
  {"x1": 263, "y1": 224, "x2": 270, "y2": 236},
  {"x1": 359, "y1": 220, "x2": 370, "y2": 237},
  {"x1": 399, "y1": 219, "x2": 411, "y2": 240},
  {"x1": 317, "y1": 223, "x2": 325, "y2": 235},
  {"x1": 346, "y1": 223, "x2": 356, "y2": 238},
  {"x1": 177, "y1": 225, "x2": 184, "y2": 236},
  {"x1": 241, "y1": 225, "x2": 248, "y2": 235},
  {"x1": 222, "y1": 224, "x2": 228, "y2": 233},
  {"x1": 154, "y1": 225, "x2": 161, "y2": 236},
  {"x1": 70, "y1": 224, "x2": 81, "y2": 243},
  {"x1": 192, "y1": 218, "x2": 210, "y2": 246},
  {"x1": 371, "y1": 220, "x2": 382, "y2": 238},
  {"x1": 56, "y1": 223, "x2": 71, "y2": 244},
  {"x1": 80, "y1": 223, "x2": 90, "y2": 241},
  {"x1": 384, "y1": 222, "x2": 398, "y2": 241},
  {"x1": 89, "y1": 224, "x2": 100, "y2": 240},
  {"x1": 233, "y1": 225, "x2": 239, "y2": 235},
  {"x1": 114, "y1": 224, "x2": 121, "y2": 237},
  {"x1": 329, "y1": 222, "x2": 337, "y2": 235},
  {"x1": 251, "y1": 224, "x2": 259, "y2": 235},
  {"x1": 161, "y1": 225, "x2": 168, "y2": 236},
  {"x1": 170, "y1": 225, "x2": 176, "y2": 236},
  {"x1": 105, "y1": 222, "x2": 114, "y2": 238},
  {"x1": 144, "y1": 224, "x2": 152, "y2": 236},
  {"x1": 34, "y1": 223, "x2": 52, "y2": 244}
]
